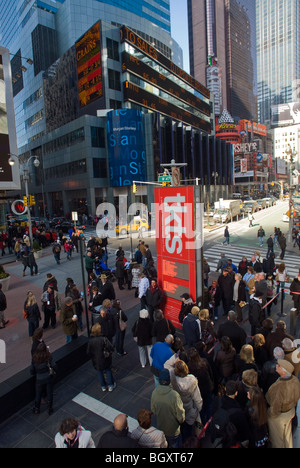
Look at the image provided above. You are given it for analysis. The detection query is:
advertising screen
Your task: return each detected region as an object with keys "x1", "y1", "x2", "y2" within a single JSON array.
[
  {"x1": 76, "y1": 22, "x2": 102, "y2": 108},
  {"x1": 154, "y1": 186, "x2": 203, "y2": 328},
  {"x1": 107, "y1": 108, "x2": 147, "y2": 187}
]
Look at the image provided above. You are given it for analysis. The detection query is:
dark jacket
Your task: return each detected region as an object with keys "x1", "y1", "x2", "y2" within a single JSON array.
[
  {"x1": 217, "y1": 320, "x2": 247, "y2": 353},
  {"x1": 152, "y1": 318, "x2": 176, "y2": 343},
  {"x1": 30, "y1": 356, "x2": 57, "y2": 382},
  {"x1": 98, "y1": 313, "x2": 116, "y2": 341},
  {"x1": 290, "y1": 278, "x2": 300, "y2": 307},
  {"x1": 87, "y1": 335, "x2": 114, "y2": 371},
  {"x1": 145, "y1": 286, "x2": 163, "y2": 309},
  {"x1": 178, "y1": 298, "x2": 195, "y2": 324},
  {"x1": 182, "y1": 313, "x2": 201, "y2": 346},
  {"x1": 110, "y1": 306, "x2": 128, "y2": 331},
  {"x1": 0, "y1": 290, "x2": 7, "y2": 311},
  {"x1": 98, "y1": 280, "x2": 116, "y2": 301},
  {"x1": 248, "y1": 297, "x2": 265, "y2": 330},
  {"x1": 218, "y1": 274, "x2": 234, "y2": 302},
  {"x1": 115, "y1": 259, "x2": 125, "y2": 279},
  {"x1": 97, "y1": 427, "x2": 139, "y2": 449},
  {"x1": 24, "y1": 301, "x2": 41, "y2": 322},
  {"x1": 132, "y1": 318, "x2": 153, "y2": 347}
]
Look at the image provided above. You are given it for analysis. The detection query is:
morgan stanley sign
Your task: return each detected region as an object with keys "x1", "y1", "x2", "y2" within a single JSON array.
[{"x1": 107, "y1": 109, "x2": 147, "y2": 187}]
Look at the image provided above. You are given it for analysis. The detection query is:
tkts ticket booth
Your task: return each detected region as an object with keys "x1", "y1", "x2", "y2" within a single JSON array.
[{"x1": 154, "y1": 186, "x2": 203, "y2": 328}]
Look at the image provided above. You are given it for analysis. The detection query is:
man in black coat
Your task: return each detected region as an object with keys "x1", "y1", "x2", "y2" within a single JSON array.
[
  {"x1": 145, "y1": 279, "x2": 163, "y2": 322},
  {"x1": 97, "y1": 413, "x2": 139, "y2": 448},
  {"x1": 218, "y1": 268, "x2": 234, "y2": 316},
  {"x1": 290, "y1": 271, "x2": 300, "y2": 312},
  {"x1": 98, "y1": 274, "x2": 116, "y2": 301},
  {"x1": 217, "y1": 310, "x2": 247, "y2": 353},
  {"x1": 248, "y1": 292, "x2": 265, "y2": 337}
]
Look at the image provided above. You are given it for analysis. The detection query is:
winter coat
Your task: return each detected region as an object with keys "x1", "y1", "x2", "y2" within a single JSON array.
[
  {"x1": 98, "y1": 314, "x2": 116, "y2": 341},
  {"x1": 151, "y1": 384, "x2": 185, "y2": 437},
  {"x1": 182, "y1": 313, "x2": 201, "y2": 346},
  {"x1": 30, "y1": 356, "x2": 57, "y2": 383},
  {"x1": 87, "y1": 336, "x2": 114, "y2": 371},
  {"x1": 24, "y1": 302, "x2": 41, "y2": 322},
  {"x1": 97, "y1": 428, "x2": 139, "y2": 449},
  {"x1": 132, "y1": 318, "x2": 153, "y2": 347},
  {"x1": 152, "y1": 318, "x2": 176, "y2": 343},
  {"x1": 146, "y1": 286, "x2": 163, "y2": 309},
  {"x1": 290, "y1": 277, "x2": 300, "y2": 308},
  {"x1": 248, "y1": 297, "x2": 265, "y2": 329},
  {"x1": 164, "y1": 354, "x2": 203, "y2": 426},
  {"x1": 178, "y1": 298, "x2": 195, "y2": 324},
  {"x1": 60, "y1": 303, "x2": 78, "y2": 336}
]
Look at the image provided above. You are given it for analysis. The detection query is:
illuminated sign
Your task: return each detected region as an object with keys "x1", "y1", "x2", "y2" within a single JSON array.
[
  {"x1": 11, "y1": 199, "x2": 27, "y2": 215},
  {"x1": 122, "y1": 52, "x2": 210, "y2": 117},
  {"x1": 107, "y1": 109, "x2": 146, "y2": 187},
  {"x1": 75, "y1": 22, "x2": 102, "y2": 108},
  {"x1": 155, "y1": 186, "x2": 203, "y2": 327},
  {"x1": 233, "y1": 142, "x2": 258, "y2": 153},
  {"x1": 120, "y1": 26, "x2": 210, "y2": 99},
  {"x1": 123, "y1": 81, "x2": 211, "y2": 132}
]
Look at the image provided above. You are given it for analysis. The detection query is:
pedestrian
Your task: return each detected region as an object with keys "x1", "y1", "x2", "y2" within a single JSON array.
[
  {"x1": 208, "y1": 280, "x2": 221, "y2": 321},
  {"x1": 85, "y1": 251, "x2": 96, "y2": 278},
  {"x1": 110, "y1": 299, "x2": 128, "y2": 356},
  {"x1": 235, "y1": 344, "x2": 259, "y2": 378},
  {"x1": 238, "y1": 256, "x2": 249, "y2": 277},
  {"x1": 248, "y1": 211, "x2": 254, "y2": 228},
  {"x1": 28, "y1": 251, "x2": 38, "y2": 276},
  {"x1": 98, "y1": 306, "x2": 115, "y2": 343},
  {"x1": 22, "y1": 251, "x2": 30, "y2": 276},
  {"x1": 43, "y1": 273, "x2": 58, "y2": 292},
  {"x1": 266, "y1": 359, "x2": 300, "y2": 448},
  {"x1": 218, "y1": 268, "x2": 234, "y2": 316},
  {"x1": 87, "y1": 322, "x2": 116, "y2": 392},
  {"x1": 265, "y1": 320, "x2": 294, "y2": 360},
  {"x1": 145, "y1": 279, "x2": 163, "y2": 322},
  {"x1": 279, "y1": 234, "x2": 287, "y2": 260},
  {"x1": 52, "y1": 242, "x2": 61, "y2": 264},
  {"x1": 55, "y1": 418, "x2": 95, "y2": 448},
  {"x1": 223, "y1": 226, "x2": 230, "y2": 244},
  {"x1": 266, "y1": 235, "x2": 274, "y2": 258},
  {"x1": 115, "y1": 254, "x2": 125, "y2": 290},
  {"x1": 152, "y1": 309, "x2": 176, "y2": 343},
  {"x1": 215, "y1": 335, "x2": 237, "y2": 382},
  {"x1": 30, "y1": 342, "x2": 57, "y2": 415},
  {"x1": 266, "y1": 274, "x2": 276, "y2": 316},
  {"x1": 98, "y1": 273, "x2": 116, "y2": 302},
  {"x1": 203, "y1": 258, "x2": 210, "y2": 287},
  {"x1": 97, "y1": 414, "x2": 138, "y2": 448},
  {"x1": 290, "y1": 269, "x2": 300, "y2": 313},
  {"x1": 217, "y1": 310, "x2": 247, "y2": 354},
  {"x1": 41, "y1": 285, "x2": 61, "y2": 330},
  {"x1": 248, "y1": 292, "x2": 265, "y2": 337},
  {"x1": 150, "y1": 334, "x2": 174, "y2": 386},
  {"x1": 130, "y1": 408, "x2": 168, "y2": 448},
  {"x1": 216, "y1": 253, "x2": 228, "y2": 272},
  {"x1": 23, "y1": 291, "x2": 41, "y2": 338},
  {"x1": 182, "y1": 306, "x2": 201, "y2": 349},
  {"x1": 233, "y1": 273, "x2": 246, "y2": 322},
  {"x1": 0, "y1": 283, "x2": 8, "y2": 329},
  {"x1": 60, "y1": 297, "x2": 78, "y2": 343},
  {"x1": 243, "y1": 266, "x2": 255, "y2": 302},
  {"x1": 151, "y1": 368, "x2": 185, "y2": 449},
  {"x1": 132, "y1": 308, "x2": 153, "y2": 368},
  {"x1": 165, "y1": 359, "x2": 203, "y2": 442},
  {"x1": 257, "y1": 226, "x2": 265, "y2": 247},
  {"x1": 66, "y1": 284, "x2": 84, "y2": 331},
  {"x1": 65, "y1": 240, "x2": 73, "y2": 261},
  {"x1": 246, "y1": 386, "x2": 269, "y2": 449},
  {"x1": 138, "y1": 273, "x2": 149, "y2": 310},
  {"x1": 275, "y1": 262, "x2": 289, "y2": 304},
  {"x1": 178, "y1": 293, "x2": 195, "y2": 324}
]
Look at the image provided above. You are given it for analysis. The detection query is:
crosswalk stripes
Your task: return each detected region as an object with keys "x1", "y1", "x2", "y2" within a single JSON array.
[{"x1": 203, "y1": 243, "x2": 300, "y2": 289}]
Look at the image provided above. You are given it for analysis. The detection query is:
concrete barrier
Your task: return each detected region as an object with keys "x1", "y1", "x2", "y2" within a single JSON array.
[{"x1": 0, "y1": 335, "x2": 89, "y2": 424}]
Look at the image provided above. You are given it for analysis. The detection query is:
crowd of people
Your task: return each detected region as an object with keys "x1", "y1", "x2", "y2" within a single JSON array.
[{"x1": 3, "y1": 218, "x2": 300, "y2": 450}]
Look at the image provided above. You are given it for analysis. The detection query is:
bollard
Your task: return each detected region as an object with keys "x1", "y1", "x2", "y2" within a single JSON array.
[{"x1": 290, "y1": 308, "x2": 298, "y2": 337}]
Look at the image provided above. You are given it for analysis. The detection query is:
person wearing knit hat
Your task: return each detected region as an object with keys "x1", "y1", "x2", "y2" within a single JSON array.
[{"x1": 266, "y1": 358, "x2": 300, "y2": 448}]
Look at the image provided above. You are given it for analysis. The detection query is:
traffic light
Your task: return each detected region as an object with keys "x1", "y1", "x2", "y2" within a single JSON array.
[
  {"x1": 162, "y1": 182, "x2": 171, "y2": 187},
  {"x1": 29, "y1": 195, "x2": 36, "y2": 206},
  {"x1": 23, "y1": 196, "x2": 28, "y2": 206},
  {"x1": 133, "y1": 183, "x2": 137, "y2": 194}
]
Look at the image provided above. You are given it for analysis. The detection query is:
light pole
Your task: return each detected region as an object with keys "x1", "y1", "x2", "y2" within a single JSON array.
[
  {"x1": 8, "y1": 153, "x2": 40, "y2": 246},
  {"x1": 212, "y1": 171, "x2": 218, "y2": 202},
  {"x1": 285, "y1": 145, "x2": 298, "y2": 240}
]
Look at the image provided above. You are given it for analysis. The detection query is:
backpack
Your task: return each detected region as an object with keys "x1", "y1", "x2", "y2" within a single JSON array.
[{"x1": 211, "y1": 401, "x2": 238, "y2": 444}]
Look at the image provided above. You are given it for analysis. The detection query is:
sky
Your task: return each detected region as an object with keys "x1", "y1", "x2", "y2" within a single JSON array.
[{"x1": 169, "y1": 0, "x2": 190, "y2": 72}]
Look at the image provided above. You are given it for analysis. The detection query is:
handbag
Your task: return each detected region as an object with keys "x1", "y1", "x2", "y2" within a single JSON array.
[
  {"x1": 119, "y1": 310, "x2": 127, "y2": 331},
  {"x1": 103, "y1": 337, "x2": 112, "y2": 358},
  {"x1": 48, "y1": 361, "x2": 56, "y2": 377}
]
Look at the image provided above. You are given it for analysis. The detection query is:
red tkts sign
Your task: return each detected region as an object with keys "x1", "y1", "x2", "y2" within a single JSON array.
[{"x1": 154, "y1": 186, "x2": 203, "y2": 328}]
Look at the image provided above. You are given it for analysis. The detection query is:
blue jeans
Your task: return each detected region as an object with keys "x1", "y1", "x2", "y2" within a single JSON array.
[
  {"x1": 259, "y1": 236, "x2": 264, "y2": 246},
  {"x1": 166, "y1": 434, "x2": 182, "y2": 449},
  {"x1": 66, "y1": 333, "x2": 78, "y2": 344},
  {"x1": 98, "y1": 367, "x2": 114, "y2": 388},
  {"x1": 277, "y1": 281, "x2": 285, "y2": 300}
]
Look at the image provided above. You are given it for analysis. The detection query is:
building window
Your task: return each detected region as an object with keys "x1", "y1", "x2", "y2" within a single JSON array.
[
  {"x1": 108, "y1": 69, "x2": 121, "y2": 91},
  {"x1": 107, "y1": 38, "x2": 119, "y2": 61},
  {"x1": 109, "y1": 99, "x2": 122, "y2": 109},
  {"x1": 91, "y1": 127, "x2": 105, "y2": 147},
  {"x1": 93, "y1": 158, "x2": 107, "y2": 178}
]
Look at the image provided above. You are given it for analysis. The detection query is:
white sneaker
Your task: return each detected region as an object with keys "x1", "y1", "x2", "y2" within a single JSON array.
[{"x1": 108, "y1": 383, "x2": 116, "y2": 392}]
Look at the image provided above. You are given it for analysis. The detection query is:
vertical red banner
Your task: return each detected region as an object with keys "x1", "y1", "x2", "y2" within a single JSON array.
[{"x1": 155, "y1": 186, "x2": 201, "y2": 328}]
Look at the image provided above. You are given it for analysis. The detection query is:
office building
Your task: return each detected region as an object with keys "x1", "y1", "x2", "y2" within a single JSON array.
[{"x1": 188, "y1": 0, "x2": 257, "y2": 121}]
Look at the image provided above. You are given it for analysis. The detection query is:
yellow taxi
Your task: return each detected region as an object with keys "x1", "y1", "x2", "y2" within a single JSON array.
[{"x1": 116, "y1": 217, "x2": 149, "y2": 235}]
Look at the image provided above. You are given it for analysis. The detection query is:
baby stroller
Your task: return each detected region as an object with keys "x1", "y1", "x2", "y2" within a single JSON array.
[{"x1": 95, "y1": 259, "x2": 116, "y2": 282}]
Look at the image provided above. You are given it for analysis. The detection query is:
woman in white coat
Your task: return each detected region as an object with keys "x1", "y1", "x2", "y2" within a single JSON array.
[
  {"x1": 164, "y1": 356, "x2": 203, "y2": 442},
  {"x1": 55, "y1": 418, "x2": 95, "y2": 448}
]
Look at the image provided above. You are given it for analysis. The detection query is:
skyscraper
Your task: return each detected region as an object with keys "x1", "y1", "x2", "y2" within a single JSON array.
[
  {"x1": 256, "y1": 0, "x2": 300, "y2": 124},
  {"x1": 188, "y1": 0, "x2": 257, "y2": 121}
]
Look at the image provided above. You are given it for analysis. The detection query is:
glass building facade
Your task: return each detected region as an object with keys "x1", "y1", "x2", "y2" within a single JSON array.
[{"x1": 256, "y1": 0, "x2": 300, "y2": 124}]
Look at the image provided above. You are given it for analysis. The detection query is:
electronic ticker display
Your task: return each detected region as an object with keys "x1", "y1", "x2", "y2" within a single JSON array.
[{"x1": 75, "y1": 22, "x2": 102, "y2": 108}]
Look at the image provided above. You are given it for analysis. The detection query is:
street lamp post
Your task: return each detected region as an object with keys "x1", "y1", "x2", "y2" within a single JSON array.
[
  {"x1": 285, "y1": 145, "x2": 298, "y2": 241},
  {"x1": 8, "y1": 153, "x2": 40, "y2": 247}
]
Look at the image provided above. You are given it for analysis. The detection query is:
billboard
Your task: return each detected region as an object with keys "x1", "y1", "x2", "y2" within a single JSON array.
[
  {"x1": 154, "y1": 186, "x2": 203, "y2": 328},
  {"x1": 75, "y1": 22, "x2": 102, "y2": 108},
  {"x1": 107, "y1": 109, "x2": 147, "y2": 187},
  {"x1": 0, "y1": 47, "x2": 20, "y2": 190},
  {"x1": 271, "y1": 103, "x2": 300, "y2": 127}
]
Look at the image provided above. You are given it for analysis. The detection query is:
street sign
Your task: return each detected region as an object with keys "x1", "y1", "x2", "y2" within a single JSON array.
[
  {"x1": 257, "y1": 153, "x2": 263, "y2": 162},
  {"x1": 158, "y1": 175, "x2": 171, "y2": 183},
  {"x1": 172, "y1": 167, "x2": 181, "y2": 187}
]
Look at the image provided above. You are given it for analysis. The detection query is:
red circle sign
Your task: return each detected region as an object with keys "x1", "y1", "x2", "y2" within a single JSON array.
[{"x1": 11, "y1": 200, "x2": 28, "y2": 215}]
